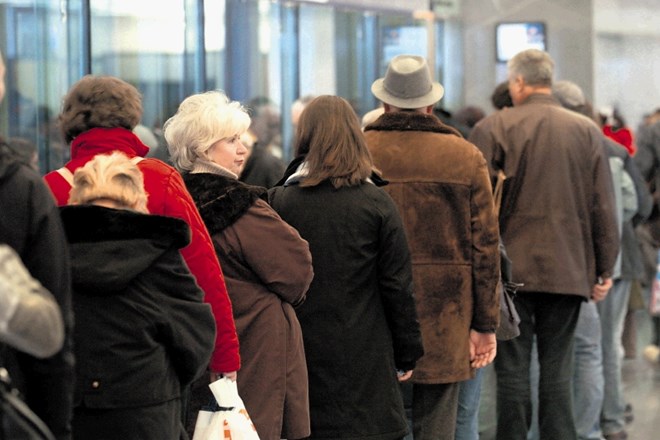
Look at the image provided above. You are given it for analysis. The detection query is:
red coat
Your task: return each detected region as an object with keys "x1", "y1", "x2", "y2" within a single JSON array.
[{"x1": 44, "y1": 127, "x2": 240, "y2": 373}]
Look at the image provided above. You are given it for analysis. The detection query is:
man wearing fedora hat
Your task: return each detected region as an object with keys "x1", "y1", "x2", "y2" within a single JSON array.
[
  {"x1": 364, "y1": 54, "x2": 501, "y2": 439},
  {"x1": 468, "y1": 49, "x2": 619, "y2": 440}
]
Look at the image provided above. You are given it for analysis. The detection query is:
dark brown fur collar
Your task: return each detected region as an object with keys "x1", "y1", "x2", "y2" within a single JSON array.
[
  {"x1": 364, "y1": 111, "x2": 462, "y2": 137},
  {"x1": 183, "y1": 173, "x2": 267, "y2": 235}
]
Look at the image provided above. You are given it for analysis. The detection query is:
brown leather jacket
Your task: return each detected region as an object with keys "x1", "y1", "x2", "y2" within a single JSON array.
[{"x1": 469, "y1": 93, "x2": 619, "y2": 297}]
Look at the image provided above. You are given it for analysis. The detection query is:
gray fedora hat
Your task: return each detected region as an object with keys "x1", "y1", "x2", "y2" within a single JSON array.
[{"x1": 371, "y1": 55, "x2": 444, "y2": 108}]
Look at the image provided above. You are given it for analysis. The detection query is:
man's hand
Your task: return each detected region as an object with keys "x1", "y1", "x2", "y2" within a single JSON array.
[
  {"x1": 469, "y1": 329, "x2": 497, "y2": 369},
  {"x1": 591, "y1": 277, "x2": 613, "y2": 303}
]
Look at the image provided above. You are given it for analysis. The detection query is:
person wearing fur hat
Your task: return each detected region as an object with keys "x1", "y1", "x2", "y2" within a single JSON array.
[
  {"x1": 164, "y1": 90, "x2": 313, "y2": 440},
  {"x1": 61, "y1": 152, "x2": 215, "y2": 440},
  {"x1": 43, "y1": 76, "x2": 240, "y2": 395},
  {"x1": 363, "y1": 54, "x2": 501, "y2": 440}
]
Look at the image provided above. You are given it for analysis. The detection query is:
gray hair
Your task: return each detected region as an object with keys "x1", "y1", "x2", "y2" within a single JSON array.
[
  {"x1": 508, "y1": 49, "x2": 554, "y2": 87},
  {"x1": 553, "y1": 80, "x2": 586, "y2": 111},
  {"x1": 163, "y1": 90, "x2": 250, "y2": 172}
]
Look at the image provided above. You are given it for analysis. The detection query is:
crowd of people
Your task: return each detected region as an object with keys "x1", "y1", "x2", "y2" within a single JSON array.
[{"x1": 1, "y1": 44, "x2": 660, "y2": 440}]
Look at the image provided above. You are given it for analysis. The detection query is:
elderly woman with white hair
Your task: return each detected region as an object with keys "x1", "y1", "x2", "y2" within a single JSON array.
[{"x1": 164, "y1": 90, "x2": 313, "y2": 440}]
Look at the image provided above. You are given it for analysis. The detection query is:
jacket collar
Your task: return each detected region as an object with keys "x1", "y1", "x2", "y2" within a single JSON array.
[
  {"x1": 364, "y1": 111, "x2": 462, "y2": 137},
  {"x1": 183, "y1": 172, "x2": 267, "y2": 235},
  {"x1": 275, "y1": 155, "x2": 389, "y2": 188},
  {"x1": 518, "y1": 93, "x2": 562, "y2": 107},
  {"x1": 69, "y1": 127, "x2": 149, "y2": 164}
]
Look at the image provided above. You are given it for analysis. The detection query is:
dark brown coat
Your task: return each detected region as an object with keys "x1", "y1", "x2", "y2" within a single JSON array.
[
  {"x1": 468, "y1": 94, "x2": 619, "y2": 297},
  {"x1": 183, "y1": 173, "x2": 313, "y2": 440},
  {"x1": 364, "y1": 111, "x2": 500, "y2": 384}
]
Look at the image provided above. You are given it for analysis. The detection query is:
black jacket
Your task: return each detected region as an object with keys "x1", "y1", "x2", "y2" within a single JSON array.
[
  {"x1": 60, "y1": 205, "x2": 215, "y2": 438},
  {"x1": 0, "y1": 143, "x2": 75, "y2": 440},
  {"x1": 269, "y1": 172, "x2": 423, "y2": 440}
]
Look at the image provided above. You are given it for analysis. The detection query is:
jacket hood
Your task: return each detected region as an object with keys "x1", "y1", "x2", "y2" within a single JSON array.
[
  {"x1": 60, "y1": 205, "x2": 190, "y2": 295},
  {"x1": 183, "y1": 172, "x2": 267, "y2": 235}
]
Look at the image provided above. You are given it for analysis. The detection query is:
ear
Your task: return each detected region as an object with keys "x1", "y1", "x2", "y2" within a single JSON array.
[
  {"x1": 510, "y1": 75, "x2": 524, "y2": 93},
  {"x1": 383, "y1": 103, "x2": 392, "y2": 113},
  {"x1": 424, "y1": 105, "x2": 434, "y2": 114}
]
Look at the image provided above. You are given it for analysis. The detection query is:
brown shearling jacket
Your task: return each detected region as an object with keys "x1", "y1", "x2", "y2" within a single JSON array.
[{"x1": 365, "y1": 111, "x2": 500, "y2": 384}]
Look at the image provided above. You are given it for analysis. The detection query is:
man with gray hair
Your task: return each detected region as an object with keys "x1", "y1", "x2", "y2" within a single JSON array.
[
  {"x1": 469, "y1": 49, "x2": 619, "y2": 440},
  {"x1": 364, "y1": 54, "x2": 501, "y2": 439}
]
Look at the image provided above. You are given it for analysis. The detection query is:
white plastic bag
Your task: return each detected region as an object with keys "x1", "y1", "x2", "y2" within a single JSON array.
[{"x1": 192, "y1": 377, "x2": 260, "y2": 440}]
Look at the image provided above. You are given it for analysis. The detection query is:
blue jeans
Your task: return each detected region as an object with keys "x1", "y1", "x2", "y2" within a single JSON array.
[
  {"x1": 572, "y1": 301, "x2": 604, "y2": 440},
  {"x1": 455, "y1": 368, "x2": 484, "y2": 440},
  {"x1": 597, "y1": 279, "x2": 631, "y2": 436},
  {"x1": 495, "y1": 292, "x2": 582, "y2": 440}
]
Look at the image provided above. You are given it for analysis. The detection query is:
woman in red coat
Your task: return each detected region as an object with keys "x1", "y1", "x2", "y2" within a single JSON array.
[{"x1": 42, "y1": 76, "x2": 240, "y2": 431}]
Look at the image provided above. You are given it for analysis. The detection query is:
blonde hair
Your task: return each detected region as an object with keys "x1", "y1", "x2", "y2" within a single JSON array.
[
  {"x1": 68, "y1": 152, "x2": 149, "y2": 213},
  {"x1": 163, "y1": 90, "x2": 251, "y2": 172}
]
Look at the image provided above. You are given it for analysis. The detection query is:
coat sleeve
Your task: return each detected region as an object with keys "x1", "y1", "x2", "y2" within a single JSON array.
[
  {"x1": 590, "y1": 134, "x2": 621, "y2": 280},
  {"x1": 376, "y1": 193, "x2": 424, "y2": 371},
  {"x1": 624, "y1": 154, "x2": 653, "y2": 225},
  {"x1": 149, "y1": 249, "x2": 217, "y2": 387},
  {"x1": 0, "y1": 244, "x2": 65, "y2": 359},
  {"x1": 469, "y1": 150, "x2": 501, "y2": 333},
  {"x1": 9, "y1": 167, "x2": 75, "y2": 440},
  {"x1": 230, "y1": 199, "x2": 313, "y2": 306},
  {"x1": 158, "y1": 166, "x2": 240, "y2": 373}
]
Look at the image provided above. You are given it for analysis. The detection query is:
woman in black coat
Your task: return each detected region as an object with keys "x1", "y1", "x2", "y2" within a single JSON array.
[
  {"x1": 62, "y1": 152, "x2": 216, "y2": 440},
  {"x1": 269, "y1": 96, "x2": 424, "y2": 440}
]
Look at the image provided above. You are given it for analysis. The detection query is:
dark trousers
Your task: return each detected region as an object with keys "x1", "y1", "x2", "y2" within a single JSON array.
[
  {"x1": 494, "y1": 292, "x2": 582, "y2": 440},
  {"x1": 412, "y1": 382, "x2": 460, "y2": 440}
]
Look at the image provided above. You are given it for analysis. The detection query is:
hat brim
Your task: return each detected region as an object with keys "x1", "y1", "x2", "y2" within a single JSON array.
[{"x1": 371, "y1": 79, "x2": 444, "y2": 109}]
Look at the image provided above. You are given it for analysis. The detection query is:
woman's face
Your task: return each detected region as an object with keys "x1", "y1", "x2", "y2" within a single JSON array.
[{"x1": 207, "y1": 133, "x2": 248, "y2": 175}]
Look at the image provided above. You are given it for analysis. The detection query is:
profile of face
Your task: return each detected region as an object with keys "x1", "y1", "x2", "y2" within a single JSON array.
[{"x1": 207, "y1": 133, "x2": 248, "y2": 175}]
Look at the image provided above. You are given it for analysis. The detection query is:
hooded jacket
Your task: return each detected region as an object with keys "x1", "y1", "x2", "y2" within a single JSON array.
[
  {"x1": 0, "y1": 143, "x2": 75, "y2": 439},
  {"x1": 43, "y1": 127, "x2": 239, "y2": 373},
  {"x1": 60, "y1": 205, "x2": 215, "y2": 437}
]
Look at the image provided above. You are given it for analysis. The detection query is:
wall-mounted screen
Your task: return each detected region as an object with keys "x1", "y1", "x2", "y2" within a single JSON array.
[{"x1": 496, "y1": 22, "x2": 546, "y2": 63}]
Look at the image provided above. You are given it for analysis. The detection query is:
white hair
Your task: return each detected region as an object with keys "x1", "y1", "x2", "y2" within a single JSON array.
[{"x1": 163, "y1": 90, "x2": 251, "y2": 172}]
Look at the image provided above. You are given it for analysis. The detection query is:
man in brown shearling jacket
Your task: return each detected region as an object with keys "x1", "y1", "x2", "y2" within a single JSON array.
[
  {"x1": 469, "y1": 49, "x2": 619, "y2": 440},
  {"x1": 364, "y1": 54, "x2": 501, "y2": 440}
]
